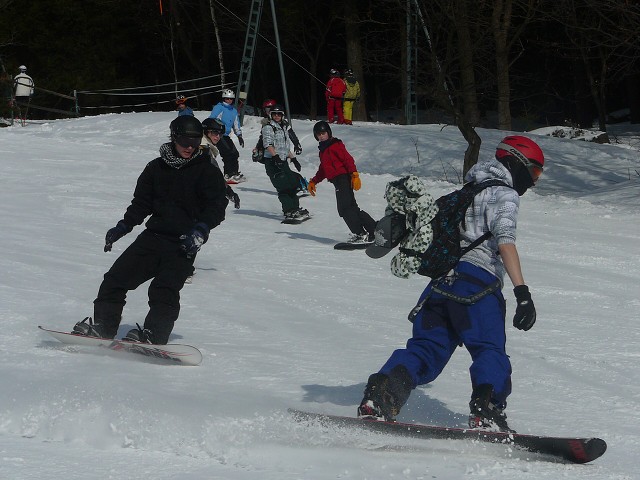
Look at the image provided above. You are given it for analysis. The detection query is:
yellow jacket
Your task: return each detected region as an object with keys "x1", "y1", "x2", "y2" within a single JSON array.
[{"x1": 344, "y1": 78, "x2": 360, "y2": 102}]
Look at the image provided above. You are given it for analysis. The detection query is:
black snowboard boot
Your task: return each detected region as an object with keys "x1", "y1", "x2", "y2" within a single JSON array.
[
  {"x1": 122, "y1": 324, "x2": 154, "y2": 344},
  {"x1": 72, "y1": 317, "x2": 111, "y2": 338},
  {"x1": 357, "y1": 366, "x2": 413, "y2": 422},
  {"x1": 468, "y1": 384, "x2": 514, "y2": 433}
]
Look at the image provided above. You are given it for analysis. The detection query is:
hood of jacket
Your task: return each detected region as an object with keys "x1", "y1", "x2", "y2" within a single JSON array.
[{"x1": 464, "y1": 158, "x2": 513, "y2": 186}]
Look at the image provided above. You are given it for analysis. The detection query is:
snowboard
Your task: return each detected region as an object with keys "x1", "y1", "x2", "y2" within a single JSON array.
[
  {"x1": 39, "y1": 326, "x2": 203, "y2": 366},
  {"x1": 288, "y1": 409, "x2": 607, "y2": 464},
  {"x1": 281, "y1": 215, "x2": 311, "y2": 225},
  {"x1": 334, "y1": 241, "x2": 374, "y2": 250}
]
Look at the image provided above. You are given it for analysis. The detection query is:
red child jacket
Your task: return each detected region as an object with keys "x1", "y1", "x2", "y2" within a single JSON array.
[
  {"x1": 311, "y1": 138, "x2": 357, "y2": 184},
  {"x1": 325, "y1": 77, "x2": 347, "y2": 100}
]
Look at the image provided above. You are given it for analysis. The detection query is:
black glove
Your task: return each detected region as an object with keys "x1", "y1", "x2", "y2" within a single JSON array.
[
  {"x1": 180, "y1": 222, "x2": 209, "y2": 258},
  {"x1": 294, "y1": 144, "x2": 303, "y2": 155},
  {"x1": 104, "y1": 221, "x2": 131, "y2": 252},
  {"x1": 226, "y1": 186, "x2": 240, "y2": 209},
  {"x1": 513, "y1": 285, "x2": 536, "y2": 331},
  {"x1": 291, "y1": 157, "x2": 301, "y2": 172},
  {"x1": 237, "y1": 135, "x2": 244, "y2": 148}
]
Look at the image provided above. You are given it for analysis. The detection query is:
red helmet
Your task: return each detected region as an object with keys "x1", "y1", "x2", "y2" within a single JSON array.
[
  {"x1": 262, "y1": 99, "x2": 277, "y2": 109},
  {"x1": 495, "y1": 135, "x2": 544, "y2": 169}
]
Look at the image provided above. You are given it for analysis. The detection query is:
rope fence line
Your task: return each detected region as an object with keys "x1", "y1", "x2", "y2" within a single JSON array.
[
  {"x1": 77, "y1": 82, "x2": 235, "y2": 97},
  {"x1": 76, "y1": 70, "x2": 239, "y2": 94},
  {"x1": 79, "y1": 88, "x2": 228, "y2": 110},
  {"x1": 2, "y1": 71, "x2": 239, "y2": 124},
  {"x1": 75, "y1": 73, "x2": 238, "y2": 113}
]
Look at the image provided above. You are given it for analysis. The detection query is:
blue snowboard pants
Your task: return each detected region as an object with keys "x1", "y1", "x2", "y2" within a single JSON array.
[{"x1": 380, "y1": 261, "x2": 512, "y2": 407}]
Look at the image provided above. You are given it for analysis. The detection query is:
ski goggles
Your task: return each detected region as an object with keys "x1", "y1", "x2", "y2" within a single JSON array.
[
  {"x1": 528, "y1": 163, "x2": 543, "y2": 183},
  {"x1": 174, "y1": 135, "x2": 201, "y2": 149}
]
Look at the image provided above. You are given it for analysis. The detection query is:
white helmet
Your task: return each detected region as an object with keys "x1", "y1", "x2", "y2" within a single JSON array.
[
  {"x1": 19, "y1": 65, "x2": 27, "y2": 72},
  {"x1": 222, "y1": 89, "x2": 235, "y2": 99}
]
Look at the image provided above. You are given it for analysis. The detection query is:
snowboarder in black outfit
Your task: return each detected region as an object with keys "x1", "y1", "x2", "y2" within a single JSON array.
[{"x1": 72, "y1": 116, "x2": 228, "y2": 344}]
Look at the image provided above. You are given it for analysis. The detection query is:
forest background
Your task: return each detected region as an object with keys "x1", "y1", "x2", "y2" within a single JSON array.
[{"x1": 2, "y1": 0, "x2": 640, "y2": 139}]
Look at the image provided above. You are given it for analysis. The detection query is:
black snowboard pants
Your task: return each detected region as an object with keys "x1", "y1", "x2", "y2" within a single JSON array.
[
  {"x1": 93, "y1": 230, "x2": 194, "y2": 344},
  {"x1": 331, "y1": 174, "x2": 376, "y2": 235},
  {"x1": 216, "y1": 135, "x2": 240, "y2": 176}
]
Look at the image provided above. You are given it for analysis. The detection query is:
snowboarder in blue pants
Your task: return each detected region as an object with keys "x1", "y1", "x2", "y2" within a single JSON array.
[{"x1": 358, "y1": 136, "x2": 546, "y2": 432}]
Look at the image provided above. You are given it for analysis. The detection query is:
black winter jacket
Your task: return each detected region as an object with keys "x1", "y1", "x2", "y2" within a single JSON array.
[{"x1": 122, "y1": 148, "x2": 228, "y2": 239}]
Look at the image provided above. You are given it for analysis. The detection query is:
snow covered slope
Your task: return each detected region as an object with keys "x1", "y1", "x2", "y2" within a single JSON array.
[{"x1": 0, "y1": 113, "x2": 638, "y2": 479}]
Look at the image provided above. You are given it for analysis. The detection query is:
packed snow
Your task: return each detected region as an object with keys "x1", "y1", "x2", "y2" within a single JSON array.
[{"x1": 0, "y1": 113, "x2": 638, "y2": 479}]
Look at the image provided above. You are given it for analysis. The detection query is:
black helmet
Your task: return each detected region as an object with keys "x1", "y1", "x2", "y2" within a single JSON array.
[
  {"x1": 170, "y1": 116, "x2": 203, "y2": 138},
  {"x1": 313, "y1": 120, "x2": 332, "y2": 140},
  {"x1": 202, "y1": 117, "x2": 226, "y2": 135},
  {"x1": 270, "y1": 104, "x2": 285, "y2": 117}
]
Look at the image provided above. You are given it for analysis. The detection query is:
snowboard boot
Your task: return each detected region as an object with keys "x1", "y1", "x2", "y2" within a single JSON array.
[
  {"x1": 290, "y1": 207, "x2": 308, "y2": 218},
  {"x1": 72, "y1": 317, "x2": 111, "y2": 338},
  {"x1": 468, "y1": 384, "x2": 514, "y2": 433},
  {"x1": 357, "y1": 366, "x2": 413, "y2": 422},
  {"x1": 123, "y1": 324, "x2": 154, "y2": 344},
  {"x1": 346, "y1": 232, "x2": 370, "y2": 245}
]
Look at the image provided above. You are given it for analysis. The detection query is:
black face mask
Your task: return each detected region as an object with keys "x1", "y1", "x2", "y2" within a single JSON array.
[{"x1": 511, "y1": 163, "x2": 535, "y2": 196}]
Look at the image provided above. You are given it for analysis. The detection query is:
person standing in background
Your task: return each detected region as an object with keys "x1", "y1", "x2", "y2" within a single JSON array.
[
  {"x1": 13, "y1": 65, "x2": 34, "y2": 124},
  {"x1": 342, "y1": 68, "x2": 360, "y2": 125},
  {"x1": 325, "y1": 68, "x2": 346, "y2": 124}
]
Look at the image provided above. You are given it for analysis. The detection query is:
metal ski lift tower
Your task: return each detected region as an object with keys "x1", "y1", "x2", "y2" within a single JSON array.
[{"x1": 236, "y1": 0, "x2": 292, "y2": 125}]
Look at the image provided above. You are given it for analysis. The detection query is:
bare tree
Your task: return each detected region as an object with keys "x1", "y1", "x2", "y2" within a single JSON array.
[
  {"x1": 208, "y1": 0, "x2": 226, "y2": 86},
  {"x1": 344, "y1": 0, "x2": 367, "y2": 121},
  {"x1": 546, "y1": 0, "x2": 640, "y2": 138}
]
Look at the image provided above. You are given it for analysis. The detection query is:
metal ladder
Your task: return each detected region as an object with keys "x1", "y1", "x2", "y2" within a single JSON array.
[
  {"x1": 236, "y1": 0, "x2": 291, "y2": 126},
  {"x1": 236, "y1": 0, "x2": 265, "y2": 122}
]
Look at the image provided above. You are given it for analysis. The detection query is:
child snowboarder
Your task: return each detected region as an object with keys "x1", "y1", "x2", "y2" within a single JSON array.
[
  {"x1": 261, "y1": 104, "x2": 309, "y2": 222},
  {"x1": 201, "y1": 117, "x2": 241, "y2": 209},
  {"x1": 208, "y1": 89, "x2": 245, "y2": 183},
  {"x1": 357, "y1": 136, "x2": 545, "y2": 433},
  {"x1": 253, "y1": 98, "x2": 308, "y2": 196},
  {"x1": 307, "y1": 120, "x2": 376, "y2": 244},
  {"x1": 175, "y1": 95, "x2": 194, "y2": 117}
]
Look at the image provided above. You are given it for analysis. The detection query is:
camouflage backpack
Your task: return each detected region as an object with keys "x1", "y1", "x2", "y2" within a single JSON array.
[{"x1": 370, "y1": 175, "x2": 510, "y2": 279}]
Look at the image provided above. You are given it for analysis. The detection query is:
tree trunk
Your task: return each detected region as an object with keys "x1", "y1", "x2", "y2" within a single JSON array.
[
  {"x1": 493, "y1": 0, "x2": 512, "y2": 130},
  {"x1": 585, "y1": 47, "x2": 609, "y2": 142},
  {"x1": 455, "y1": 0, "x2": 481, "y2": 126},
  {"x1": 208, "y1": 0, "x2": 226, "y2": 86},
  {"x1": 460, "y1": 119, "x2": 482, "y2": 177},
  {"x1": 627, "y1": 73, "x2": 640, "y2": 124},
  {"x1": 344, "y1": 0, "x2": 367, "y2": 121}
]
